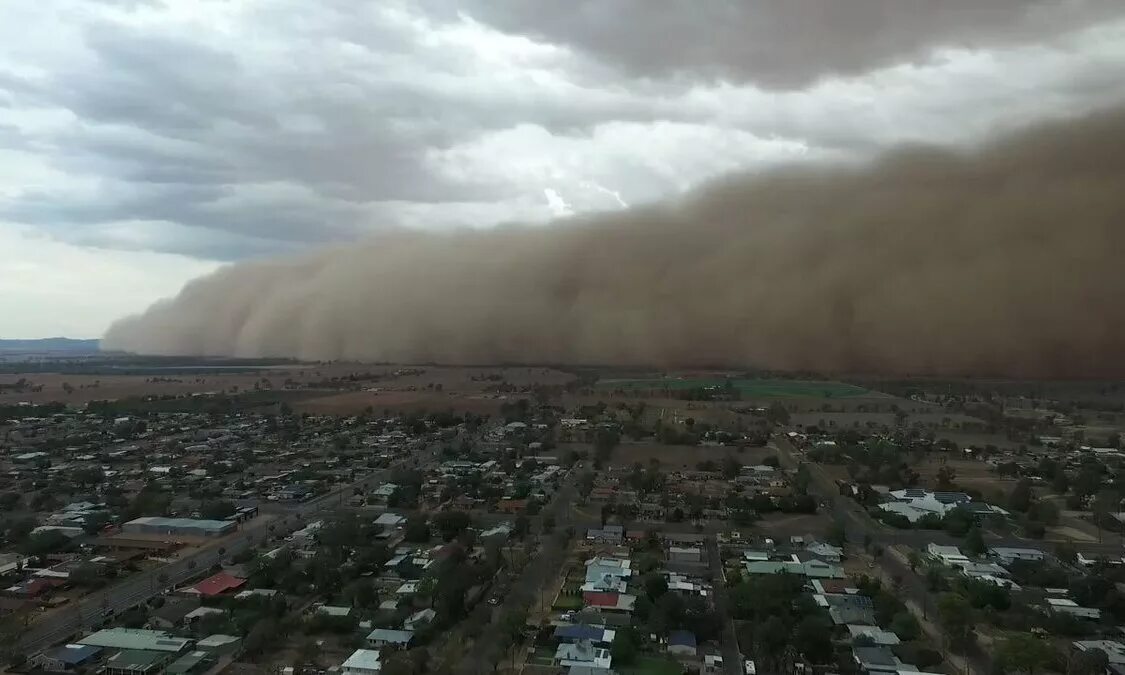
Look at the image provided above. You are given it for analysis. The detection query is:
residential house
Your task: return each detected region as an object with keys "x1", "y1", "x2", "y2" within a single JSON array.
[
  {"x1": 195, "y1": 634, "x2": 241, "y2": 657},
  {"x1": 105, "y1": 650, "x2": 170, "y2": 675},
  {"x1": 340, "y1": 649, "x2": 382, "y2": 675},
  {"x1": 147, "y1": 597, "x2": 201, "y2": 629},
  {"x1": 926, "y1": 544, "x2": 970, "y2": 566},
  {"x1": 852, "y1": 646, "x2": 915, "y2": 674},
  {"x1": 1046, "y1": 597, "x2": 1101, "y2": 620},
  {"x1": 1073, "y1": 640, "x2": 1125, "y2": 667},
  {"x1": 555, "y1": 641, "x2": 613, "y2": 670},
  {"x1": 989, "y1": 547, "x2": 1046, "y2": 565},
  {"x1": 847, "y1": 626, "x2": 901, "y2": 646},
  {"x1": 583, "y1": 592, "x2": 637, "y2": 614},
  {"x1": 165, "y1": 651, "x2": 214, "y2": 675},
  {"x1": 186, "y1": 572, "x2": 246, "y2": 597},
  {"x1": 404, "y1": 607, "x2": 436, "y2": 631},
  {"x1": 586, "y1": 525, "x2": 624, "y2": 546},
  {"x1": 806, "y1": 541, "x2": 844, "y2": 563},
  {"x1": 667, "y1": 630, "x2": 698, "y2": 657},
  {"x1": 554, "y1": 625, "x2": 616, "y2": 646},
  {"x1": 366, "y1": 628, "x2": 414, "y2": 649},
  {"x1": 32, "y1": 644, "x2": 102, "y2": 673},
  {"x1": 668, "y1": 546, "x2": 703, "y2": 565}
]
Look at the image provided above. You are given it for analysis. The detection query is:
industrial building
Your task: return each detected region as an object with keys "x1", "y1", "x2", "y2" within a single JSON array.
[
  {"x1": 77, "y1": 628, "x2": 193, "y2": 653},
  {"x1": 122, "y1": 517, "x2": 237, "y2": 539}
]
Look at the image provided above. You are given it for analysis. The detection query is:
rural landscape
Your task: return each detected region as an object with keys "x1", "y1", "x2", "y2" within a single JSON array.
[{"x1": 3, "y1": 347, "x2": 1125, "y2": 675}]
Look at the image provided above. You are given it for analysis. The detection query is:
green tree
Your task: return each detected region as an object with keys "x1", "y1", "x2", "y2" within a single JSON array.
[
  {"x1": 827, "y1": 521, "x2": 847, "y2": 548},
  {"x1": 200, "y1": 500, "x2": 235, "y2": 520},
  {"x1": 964, "y1": 524, "x2": 987, "y2": 557},
  {"x1": 891, "y1": 611, "x2": 921, "y2": 641},
  {"x1": 610, "y1": 626, "x2": 640, "y2": 666},
  {"x1": 433, "y1": 511, "x2": 470, "y2": 542},
  {"x1": 1069, "y1": 647, "x2": 1109, "y2": 675},
  {"x1": 766, "y1": 402, "x2": 790, "y2": 426},
  {"x1": 995, "y1": 633, "x2": 1057, "y2": 674},
  {"x1": 1009, "y1": 480, "x2": 1033, "y2": 513},
  {"x1": 403, "y1": 516, "x2": 430, "y2": 543},
  {"x1": 936, "y1": 465, "x2": 957, "y2": 491},
  {"x1": 936, "y1": 593, "x2": 973, "y2": 649}
]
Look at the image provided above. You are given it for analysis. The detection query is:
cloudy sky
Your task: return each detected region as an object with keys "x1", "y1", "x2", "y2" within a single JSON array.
[{"x1": 3, "y1": 0, "x2": 1125, "y2": 338}]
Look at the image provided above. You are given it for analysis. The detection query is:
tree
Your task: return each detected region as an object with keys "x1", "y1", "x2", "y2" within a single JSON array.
[
  {"x1": 794, "y1": 615, "x2": 833, "y2": 664},
  {"x1": 643, "y1": 573, "x2": 668, "y2": 600},
  {"x1": 766, "y1": 402, "x2": 790, "y2": 426},
  {"x1": 891, "y1": 611, "x2": 921, "y2": 640},
  {"x1": 995, "y1": 633, "x2": 1057, "y2": 674},
  {"x1": 542, "y1": 513, "x2": 556, "y2": 534},
  {"x1": 200, "y1": 500, "x2": 236, "y2": 520},
  {"x1": 513, "y1": 514, "x2": 530, "y2": 540},
  {"x1": 433, "y1": 511, "x2": 471, "y2": 542},
  {"x1": 827, "y1": 521, "x2": 847, "y2": 548},
  {"x1": 1009, "y1": 480, "x2": 1033, "y2": 512},
  {"x1": 1069, "y1": 648, "x2": 1109, "y2": 675},
  {"x1": 403, "y1": 516, "x2": 430, "y2": 543},
  {"x1": 721, "y1": 456, "x2": 742, "y2": 480},
  {"x1": 68, "y1": 563, "x2": 102, "y2": 588},
  {"x1": 82, "y1": 511, "x2": 112, "y2": 535},
  {"x1": 0, "y1": 493, "x2": 20, "y2": 511},
  {"x1": 936, "y1": 593, "x2": 973, "y2": 649},
  {"x1": 936, "y1": 465, "x2": 957, "y2": 491},
  {"x1": 964, "y1": 524, "x2": 987, "y2": 557},
  {"x1": 1092, "y1": 490, "x2": 1119, "y2": 541},
  {"x1": 611, "y1": 626, "x2": 640, "y2": 666}
]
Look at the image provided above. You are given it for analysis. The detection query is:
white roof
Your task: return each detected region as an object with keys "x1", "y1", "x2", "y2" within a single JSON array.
[{"x1": 341, "y1": 649, "x2": 381, "y2": 671}]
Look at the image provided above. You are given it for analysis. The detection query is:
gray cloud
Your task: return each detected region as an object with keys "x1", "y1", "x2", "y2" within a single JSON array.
[
  {"x1": 1, "y1": 0, "x2": 1124, "y2": 263},
  {"x1": 446, "y1": 0, "x2": 1125, "y2": 88},
  {"x1": 105, "y1": 106, "x2": 1125, "y2": 377}
]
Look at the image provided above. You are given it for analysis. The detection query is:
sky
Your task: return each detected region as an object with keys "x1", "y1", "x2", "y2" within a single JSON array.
[{"x1": 3, "y1": 0, "x2": 1125, "y2": 338}]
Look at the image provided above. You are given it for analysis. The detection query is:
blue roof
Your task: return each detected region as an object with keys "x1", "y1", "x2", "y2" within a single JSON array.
[
  {"x1": 669, "y1": 630, "x2": 697, "y2": 647},
  {"x1": 46, "y1": 644, "x2": 101, "y2": 665},
  {"x1": 554, "y1": 625, "x2": 606, "y2": 641}
]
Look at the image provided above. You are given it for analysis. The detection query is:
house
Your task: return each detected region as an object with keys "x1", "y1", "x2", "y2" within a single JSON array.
[
  {"x1": 584, "y1": 557, "x2": 632, "y2": 593},
  {"x1": 806, "y1": 541, "x2": 844, "y2": 563},
  {"x1": 496, "y1": 499, "x2": 527, "y2": 514},
  {"x1": 1046, "y1": 597, "x2": 1101, "y2": 620},
  {"x1": 1073, "y1": 640, "x2": 1125, "y2": 666},
  {"x1": 184, "y1": 607, "x2": 225, "y2": 624},
  {"x1": 704, "y1": 654, "x2": 725, "y2": 675},
  {"x1": 148, "y1": 597, "x2": 201, "y2": 629},
  {"x1": 366, "y1": 628, "x2": 414, "y2": 649},
  {"x1": 555, "y1": 641, "x2": 613, "y2": 670},
  {"x1": 586, "y1": 525, "x2": 624, "y2": 546},
  {"x1": 926, "y1": 544, "x2": 970, "y2": 566},
  {"x1": 583, "y1": 592, "x2": 637, "y2": 613},
  {"x1": 668, "y1": 546, "x2": 703, "y2": 565},
  {"x1": 195, "y1": 634, "x2": 241, "y2": 657},
  {"x1": 847, "y1": 626, "x2": 901, "y2": 646},
  {"x1": 105, "y1": 650, "x2": 171, "y2": 675},
  {"x1": 340, "y1": 649, "x2": 382, "y2": 675},
  {"x1": 77, "y1": 628, "x2": 192, "y2": 654},
  {"x1": 989, "y1": 547, "x2": 1046, "y2": 564},
  {"x1": 743, "y1": 559, "x2": 845, "y2": 579},
  {"x1": 373, "y1": 513, "x2": 406, "y2": 528},
  {"x1": 315, "y1": 604, "x2": 353, "y2": 618},
  {"x1": 852, "y1": 646, "x2": 915, "y2": 673},
  {"x1": 165, "y1": 651, "x2": 214, "y2": 675},
  {"x1": 667, "y1": 630, "x2": 698, "y2": 657},
  {"x1": 554, "y1": 625, "x2": 616, "y2": 646},
  {"x1": 823, "y1": 594, "x2": 876, "y2": 626},
  {"x1": 32, "y1": 644, "x2": 102, "y2": 672},
  {"x1": 187, "y1": 572, "x2": 246, "y2": 597},
  {"x1": 480, "y1": 523, "x2": 513, "y2": 540},
  {"x1": 404, "y1": 607, "x2": 436, "y2": 631}
]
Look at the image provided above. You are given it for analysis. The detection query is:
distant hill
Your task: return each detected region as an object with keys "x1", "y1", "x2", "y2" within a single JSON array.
[{"x1": 0, "y1": 338, "x2": 101, "y2": 354}]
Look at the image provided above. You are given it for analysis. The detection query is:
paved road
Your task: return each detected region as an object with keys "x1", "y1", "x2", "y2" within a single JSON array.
[
  {"x1": 456, "y1": 469, "x2": 580, "y2": 675},
  {"x1": 18, "y1": 444, "x2": 444, "y2": 654},
  {"x1": 705, "y1": 537, "x2": 743, "y2": 675}
]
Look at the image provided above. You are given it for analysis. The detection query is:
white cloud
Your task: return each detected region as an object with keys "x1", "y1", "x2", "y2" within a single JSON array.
[{"x1": 0, "y1": 223, "x2": 220, "y2": 337}]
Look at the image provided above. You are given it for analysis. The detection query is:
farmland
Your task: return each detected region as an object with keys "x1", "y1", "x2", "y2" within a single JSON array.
[{"x1": 597, "y1": 376, "x2": 875, "y2": 398}]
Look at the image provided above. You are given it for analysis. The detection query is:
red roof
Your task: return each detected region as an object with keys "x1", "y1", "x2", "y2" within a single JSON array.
[
  {"x1": 191, "y1": 572, "x2": 246, "y2": 597},
  {"x1": 583, "y1": 592, "x2": 619, "y2": 607}
]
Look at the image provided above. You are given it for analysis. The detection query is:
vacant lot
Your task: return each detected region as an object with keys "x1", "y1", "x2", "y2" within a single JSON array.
[
  {"x1": 599, "y1": 376, "x2": 874, "y2": 398},
  {"x1": 609, "y1": 442, "x2": 778, "y2": 469}
]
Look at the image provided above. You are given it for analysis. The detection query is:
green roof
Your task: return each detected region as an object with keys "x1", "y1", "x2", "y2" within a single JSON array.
[
  {"x1": 78, "y1": 628, "x2": 192, "y2": 653},
  {"x1": 743, "y1": 560, "x2": 844, "y2": 579},
  {"x1": 166, "y1": 651, "x2": 213, "y2": 675},
  {"x1": 107, "y1": 650, "x2": 170, "y2": 671}
]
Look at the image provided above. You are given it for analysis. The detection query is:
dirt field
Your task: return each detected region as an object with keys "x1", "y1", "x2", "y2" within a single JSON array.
[
  {"x1": 294, "y1": 390, "x2": 505, "y2": 415},
  {"x1": 608, "y1": 442, "x2": 779, "y2": 469},
  {"x1": 0, "y1": 364, "x2": 577, "y2": 407}
]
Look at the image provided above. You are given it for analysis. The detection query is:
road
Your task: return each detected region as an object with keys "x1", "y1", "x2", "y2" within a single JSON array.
[
  {"x1": 705, "y1": 537, "x2": 743, "y2": 675},
  {"x1": 18, "y1": 443, "x2": 443, "y2": 654},
  {"x1": 456, "y1": 467, "x2": 580, "y2": 675}
]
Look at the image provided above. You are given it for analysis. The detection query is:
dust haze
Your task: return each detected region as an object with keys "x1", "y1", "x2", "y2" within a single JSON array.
[{"x1": 103, "y1": 107, "x2": 1125, "y2": 377}]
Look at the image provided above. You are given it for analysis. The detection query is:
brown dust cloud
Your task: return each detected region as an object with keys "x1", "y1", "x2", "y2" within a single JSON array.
[{"x1": 103, "y1": 107, "x2": 1125, "y2": 377}]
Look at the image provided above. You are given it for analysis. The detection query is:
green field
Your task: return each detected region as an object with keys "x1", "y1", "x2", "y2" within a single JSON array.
[
  {"x1": 597, "y1": 377, "x2": 870, "y2": 398},
  {"x1": 620, "y1": 656, "x2": 684, "y2": 675}
]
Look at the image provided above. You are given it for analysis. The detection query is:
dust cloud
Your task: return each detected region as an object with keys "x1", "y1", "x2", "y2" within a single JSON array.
[{"x1": 103, "y1": 107, "x2": 1125, "y2": 377}]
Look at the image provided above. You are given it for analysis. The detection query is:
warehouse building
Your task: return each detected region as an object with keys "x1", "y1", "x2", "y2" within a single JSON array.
[
  {"x1": 77, "y1": 628, "x2": 193, "y2": 653},
  {"x1": 122, "y1": 517, "x2": 236, "y2": 539}
]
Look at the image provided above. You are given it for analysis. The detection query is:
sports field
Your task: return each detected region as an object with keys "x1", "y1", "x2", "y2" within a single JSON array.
[{"x1": 597, "y1": 377, "x2": 871, "y2": 398}]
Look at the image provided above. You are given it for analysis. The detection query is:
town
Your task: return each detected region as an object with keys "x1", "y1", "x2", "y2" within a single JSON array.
[{"x1": 2, "y1": 362, "x2": 1125, "y2": 675}]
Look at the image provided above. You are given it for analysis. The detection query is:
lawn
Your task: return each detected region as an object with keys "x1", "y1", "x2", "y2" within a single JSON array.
[
  {"x1": 597, "y1": 377, "x2": 870, "y2": 398},
  {"x1": 620, "y1": 656, "x2": 684, "y2": 675},
  {"x1": 552, "y1": 595, "x2": 583, "y2": 610}
]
